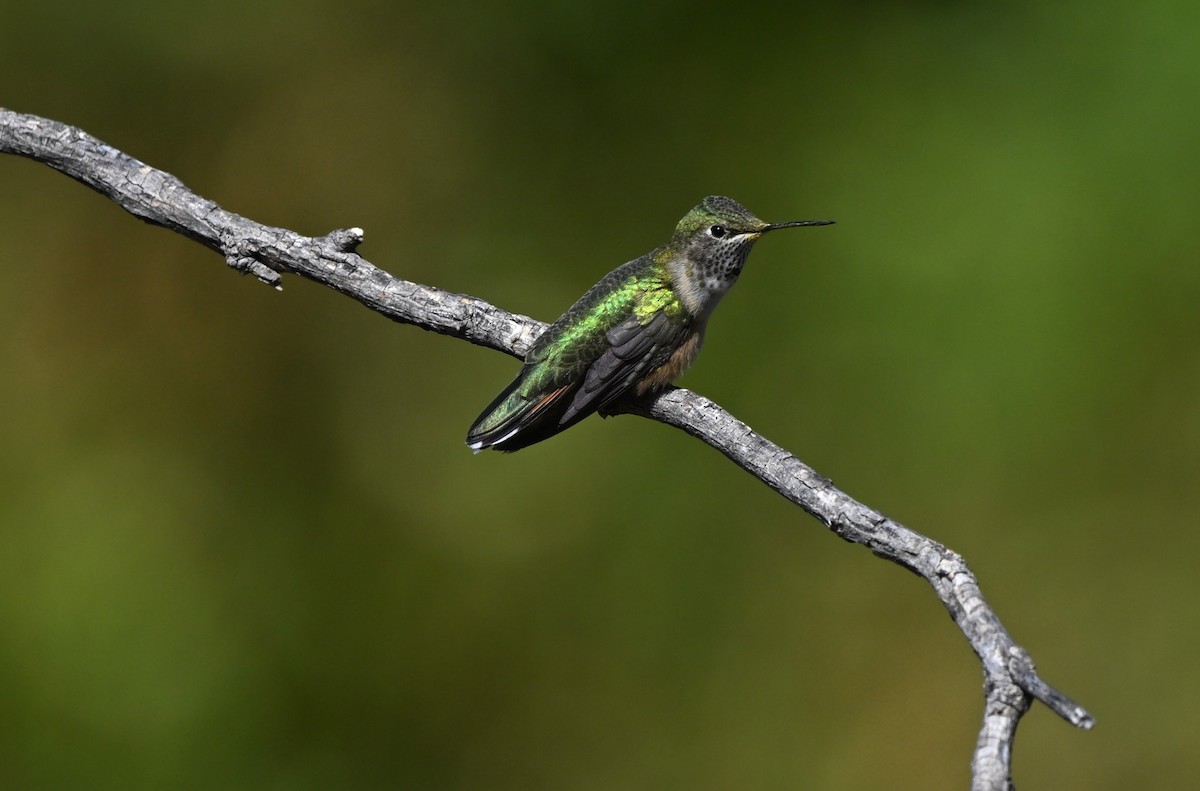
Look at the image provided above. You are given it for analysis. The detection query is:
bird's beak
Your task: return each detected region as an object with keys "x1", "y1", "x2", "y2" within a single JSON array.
[{"x1": 761, "y1": 219, "x2": 835, "y2": 233}]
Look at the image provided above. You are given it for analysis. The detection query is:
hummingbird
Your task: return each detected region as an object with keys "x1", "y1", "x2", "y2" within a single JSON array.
[{"x1": 466, "y1": 195, "x2": 833, "y2": 452}]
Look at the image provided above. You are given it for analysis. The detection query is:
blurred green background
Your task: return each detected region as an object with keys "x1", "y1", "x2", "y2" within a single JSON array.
[{"x1": 1, "y1": 0, "x2": 1197, "y2": 788}]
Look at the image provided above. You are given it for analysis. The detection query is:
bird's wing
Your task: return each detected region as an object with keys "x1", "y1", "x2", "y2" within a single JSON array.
[
  {"x1": 558, "y1": 308, "x2": 689, "y2": 424},
  {"x1": 465, "y1": 308, "x2": 687, "y2": 452},
  {"x1": 466, "y1": 258, "x2": 689, "y2": 452}
]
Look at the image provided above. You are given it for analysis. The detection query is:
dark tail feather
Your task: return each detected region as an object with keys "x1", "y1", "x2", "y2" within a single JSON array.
[{"x1": 465, "y1": 372, "x2": 579, "y2": 453}]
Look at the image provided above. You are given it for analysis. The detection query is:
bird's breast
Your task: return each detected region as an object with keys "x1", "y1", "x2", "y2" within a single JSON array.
[{"x1": 635, "y1": 326, "x2": 705, "y2": 394}]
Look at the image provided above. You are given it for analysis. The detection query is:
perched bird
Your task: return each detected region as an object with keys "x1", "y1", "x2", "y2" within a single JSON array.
[{"x1": 466, "y1": 195, "x2": 832, "y2": 452}]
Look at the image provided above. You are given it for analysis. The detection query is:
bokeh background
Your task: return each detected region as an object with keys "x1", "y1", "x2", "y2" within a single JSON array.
[{"x1": 2, "y1": 1, "x2": 1197, "y2": 788}]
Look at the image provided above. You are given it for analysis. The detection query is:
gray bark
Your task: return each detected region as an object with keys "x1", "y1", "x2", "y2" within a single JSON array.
[{"x1": 0, "y1": 108, "x2": 1093, "y2": 789}]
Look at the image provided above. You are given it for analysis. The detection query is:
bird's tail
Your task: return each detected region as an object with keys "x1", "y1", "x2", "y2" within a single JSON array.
[{"x1": 465, "y1": 368, "x2": 578, "y2": 453}]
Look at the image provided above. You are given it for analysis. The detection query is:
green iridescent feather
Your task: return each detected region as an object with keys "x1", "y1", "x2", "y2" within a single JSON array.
[{"x1": 466, "y1": 250, "x2": 691, "y2": 451}]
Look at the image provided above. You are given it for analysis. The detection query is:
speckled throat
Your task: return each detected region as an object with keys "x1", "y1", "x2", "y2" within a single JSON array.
[{"x1": 665, "y1": 234, "x2": 760, "y2": 319}]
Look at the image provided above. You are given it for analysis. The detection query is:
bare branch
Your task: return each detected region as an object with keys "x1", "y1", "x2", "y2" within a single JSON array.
[{"x1": 0, "y1": 107, "x2": 1093, "y2": 789}]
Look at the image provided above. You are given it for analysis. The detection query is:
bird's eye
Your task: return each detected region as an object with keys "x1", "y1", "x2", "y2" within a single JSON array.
[{"x1": 709, "y1": 224, "x2": 727, "y2": 239}]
